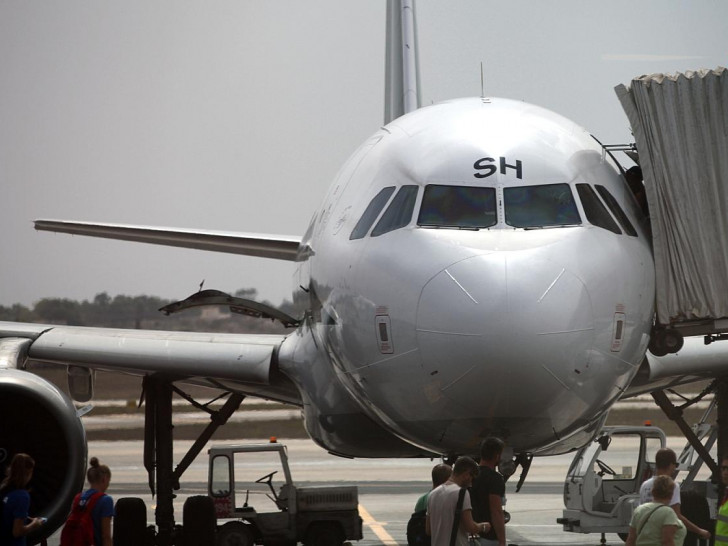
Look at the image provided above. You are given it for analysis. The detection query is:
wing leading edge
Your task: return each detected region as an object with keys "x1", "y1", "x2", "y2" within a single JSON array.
[
  {"x1": 35, "y1": 220, "x2": 302, "y2": 261},
  {"x1": 0, "y1": 321, "x2": 300, "y2": 404}
]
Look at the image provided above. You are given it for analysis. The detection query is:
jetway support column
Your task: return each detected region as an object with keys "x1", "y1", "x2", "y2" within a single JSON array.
[
  {"x1": 651, "y1": 390, "x2": 719, "y2": 479},
  {"x1": 717, "y1": 378, "x2": 728, "y2": 491}
]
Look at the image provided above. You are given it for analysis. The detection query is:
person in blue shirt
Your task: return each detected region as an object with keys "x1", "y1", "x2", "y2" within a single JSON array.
[
  {"x1": 0, "y1": 453, "x2": 45, "y2": 546},
  {"x1": 75, "y1": 457, "x2": 115, "y2": 546}
]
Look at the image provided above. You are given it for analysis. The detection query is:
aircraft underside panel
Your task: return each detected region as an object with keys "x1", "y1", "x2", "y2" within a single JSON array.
[{"x1": 616, "y1": 67, "x2": 728, "y2": 325}]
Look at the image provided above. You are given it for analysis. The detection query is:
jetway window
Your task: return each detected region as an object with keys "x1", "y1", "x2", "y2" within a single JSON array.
[
  {"x1": 595, "y1": 185, "x2": 638, "y2": 237},
  {"x1": 503, "y1": 183, "x2": 581, "y2": 228},
  {"x1": 417, "y1": 185, "x2": 497, "y2": 229},
  {"x1": 371, "y1": 185, "x2": 419, "y2": 236},
  {"x1": 576, "y1": 184, "x2": 621, "y2": 234},
  {"x1": 350, "y1": 186, "x2": 395, "y2": 240}
]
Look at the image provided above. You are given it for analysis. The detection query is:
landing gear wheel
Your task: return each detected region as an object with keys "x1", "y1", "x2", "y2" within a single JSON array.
[
  {"x1": 182, "y1": 495, "x2": 217, "y2": 546},
  {"x1": 216, "y1": 521, "x2": 255, "y2": 546},
  {"x1": 304, "y1": 523, "x2": 345, "y2": 546},
  {"x1": 113, "y1": 497, "x2": 149, "y2": 546}
]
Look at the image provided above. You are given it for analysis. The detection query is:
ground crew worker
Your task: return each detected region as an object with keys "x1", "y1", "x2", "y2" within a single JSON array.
[{"x1": 716, "y1": 457, "x2": 728, "y2": 546}]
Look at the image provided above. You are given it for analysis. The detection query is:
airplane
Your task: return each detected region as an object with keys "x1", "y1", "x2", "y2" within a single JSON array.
[{"x1": 1, "y1": 1, "x2": 726, "y2": 544}]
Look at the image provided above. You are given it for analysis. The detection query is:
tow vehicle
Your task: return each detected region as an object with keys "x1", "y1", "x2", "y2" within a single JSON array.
[
  {"x1": 207, "y1": 440, "x2": 363, "y2": 546},
  {"x1": 558, "y1": 421, "x2": 716, "y2": 544}
]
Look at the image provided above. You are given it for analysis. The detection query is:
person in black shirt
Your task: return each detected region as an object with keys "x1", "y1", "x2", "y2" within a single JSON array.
[{"x1": 470, "y1": 437, "x2": 505, "y2": 546}]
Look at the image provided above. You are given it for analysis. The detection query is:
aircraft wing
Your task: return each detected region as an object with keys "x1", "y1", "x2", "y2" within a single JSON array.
[
  {"x1": 0, "y1": 321, "x2": 301, "y2": 404},
  {"x1": 624, "y1": 336, "x2": 728, "y2": 397},
  {"x1": 34, "y1": 220, "x2": 302, "y2": 261}
]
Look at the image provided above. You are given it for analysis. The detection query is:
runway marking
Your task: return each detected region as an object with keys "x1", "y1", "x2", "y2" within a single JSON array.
[{"x1": 358, "y1": 503, "x2": 399, "y2": 545}]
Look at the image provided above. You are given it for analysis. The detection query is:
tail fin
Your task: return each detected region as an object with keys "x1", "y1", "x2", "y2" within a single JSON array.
[{"x1": 384, "y1": 0, "x2": 421, "y2": 124}]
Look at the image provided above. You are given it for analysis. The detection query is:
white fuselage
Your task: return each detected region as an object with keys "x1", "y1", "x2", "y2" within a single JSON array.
[{"x1": 285, "y1": 97, "x2": 654, "y2": 456}]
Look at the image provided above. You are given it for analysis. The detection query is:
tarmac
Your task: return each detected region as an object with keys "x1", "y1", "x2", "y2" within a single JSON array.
[{"x1": 41, "y1": 437, "x2": 645, "y2": 546}]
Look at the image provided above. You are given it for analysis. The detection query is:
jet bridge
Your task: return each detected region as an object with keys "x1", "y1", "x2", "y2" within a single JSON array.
[{"x1": 616, "y1": 67, "x2": 728, "y2": 346}]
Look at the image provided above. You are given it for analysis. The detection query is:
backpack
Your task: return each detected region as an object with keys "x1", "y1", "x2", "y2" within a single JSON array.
[
  {"x1": 406, "y1": 509, "x2": 430, "y2": 546},
  {"x1": 60, "y1": 491, "x2": 105, "y2": 546}
]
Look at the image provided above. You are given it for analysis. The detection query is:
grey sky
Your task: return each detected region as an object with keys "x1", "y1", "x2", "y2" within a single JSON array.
[{"x1": 1, "y1": 1, "x2": 726, "y2": 308}]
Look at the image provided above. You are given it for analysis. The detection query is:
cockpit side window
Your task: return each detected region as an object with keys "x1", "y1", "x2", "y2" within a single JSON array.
[
  {"x1": 349, "y1": 186, "x2": 396, "y2": 240},
  {"x1": 371, "y1": 185, "x2": 419, "y2": 237},
  {"x1": 595, "y1": 185, "x2": 638, "y2": 237},
  {"x1": 576, "y1": 184, "x2": 622, "y2": 235},
  {"x1": 417, "y1": 185, "x2": 497, "y2": 229},
  {"x1": 503, "y1": 183, "x2": 581, "y2": 228}
]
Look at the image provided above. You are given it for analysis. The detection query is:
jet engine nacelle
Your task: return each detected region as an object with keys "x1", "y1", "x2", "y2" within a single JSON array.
[{"x1": 0, "y1": 369, "x2": 87, "y2": 544}]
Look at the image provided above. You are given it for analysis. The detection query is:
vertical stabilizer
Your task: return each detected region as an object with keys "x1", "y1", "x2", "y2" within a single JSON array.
[{"x1": 384, "y1": 0, "x2": 421, "y2": 124}]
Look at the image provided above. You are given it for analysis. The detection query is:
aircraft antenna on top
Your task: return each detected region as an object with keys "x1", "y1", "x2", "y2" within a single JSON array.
[{"x1": 481, "y1": 62, "x2": 485, "y2": 98}]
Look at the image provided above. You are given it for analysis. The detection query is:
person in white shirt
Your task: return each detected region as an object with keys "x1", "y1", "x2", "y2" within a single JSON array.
[
  {"x1": 426, "y1": 456, "x2": 490, "y2": 546},
  {"x1": 639, "y1": 447, "x2": 710, "y2": 542}
]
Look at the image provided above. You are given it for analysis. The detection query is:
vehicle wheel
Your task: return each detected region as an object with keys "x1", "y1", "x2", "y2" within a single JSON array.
[
  {"x1": 681, "y1": 488, "x2": 711, "y2": 546},
  {"x1": 305, "y1": 522, "x2": 345, "y2": 546},
  {"x1": 113, "y1": 497, "x2": 148, "y2": 546},
  {"x1": 648, "y1": 329, "x2": 669, "y2": 356},
  {"x1": 182, "y1": 495, "x2": 217, "y2": 546},
  {"x1": 663, "y1": 329, "x2": 684, "y2": 353},
  {"x1": 216, "y1": 521, "x2": 255, "y2": 546}
]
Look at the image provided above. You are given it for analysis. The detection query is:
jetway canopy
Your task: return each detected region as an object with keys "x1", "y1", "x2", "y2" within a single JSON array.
[{"x1": 616, "y1": 67, "x2": 728, "y2": 327}]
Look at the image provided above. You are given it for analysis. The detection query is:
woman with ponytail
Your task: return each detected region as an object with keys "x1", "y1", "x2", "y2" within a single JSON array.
[{"x1": 61, "y1": 457, "x2": 114, "y2": 546}]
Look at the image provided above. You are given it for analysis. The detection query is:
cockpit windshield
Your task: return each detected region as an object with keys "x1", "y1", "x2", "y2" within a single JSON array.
[
  {"x1": 504, "y1": 183, "x2": 581, "y2": 228},
  {"x1": 417, "y1": 185, "x2": 497, "y2": 229}
]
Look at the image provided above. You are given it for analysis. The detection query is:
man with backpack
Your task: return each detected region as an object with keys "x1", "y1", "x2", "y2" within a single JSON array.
[{"x1": 407, "y1": 464, "x2": 452, "y2": 546}]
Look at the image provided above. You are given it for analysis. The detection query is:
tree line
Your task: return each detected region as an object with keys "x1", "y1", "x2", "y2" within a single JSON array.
[{"x1": 0, "y1": 289, "x2": 297, "y2": 334}]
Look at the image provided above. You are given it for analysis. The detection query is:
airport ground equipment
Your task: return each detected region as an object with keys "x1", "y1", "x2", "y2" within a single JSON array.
[
  {"x1": 207, "y1": 441, "x2": 362, "y2": 546},
  {"x1": 558, "y1": 420, "x2": 715, "y2": 545}
]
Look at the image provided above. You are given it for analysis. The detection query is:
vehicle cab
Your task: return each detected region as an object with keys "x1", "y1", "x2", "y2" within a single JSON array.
[
  {"x1": 208, "y1": 440, "x2": 362, "y2": 546},
  {"x1": 559, "y1": 426, "x2": 666, "y2": 536}
]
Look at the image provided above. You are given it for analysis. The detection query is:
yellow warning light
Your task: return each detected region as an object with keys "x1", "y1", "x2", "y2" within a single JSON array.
[{"x1": 270, "y1": 436, "x2": 278, "y2": 443}]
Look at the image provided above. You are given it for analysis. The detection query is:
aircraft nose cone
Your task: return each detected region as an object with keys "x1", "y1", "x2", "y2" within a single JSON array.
[{"x1": 416, "y1": 251, "x2": 595, "y2": 417}]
